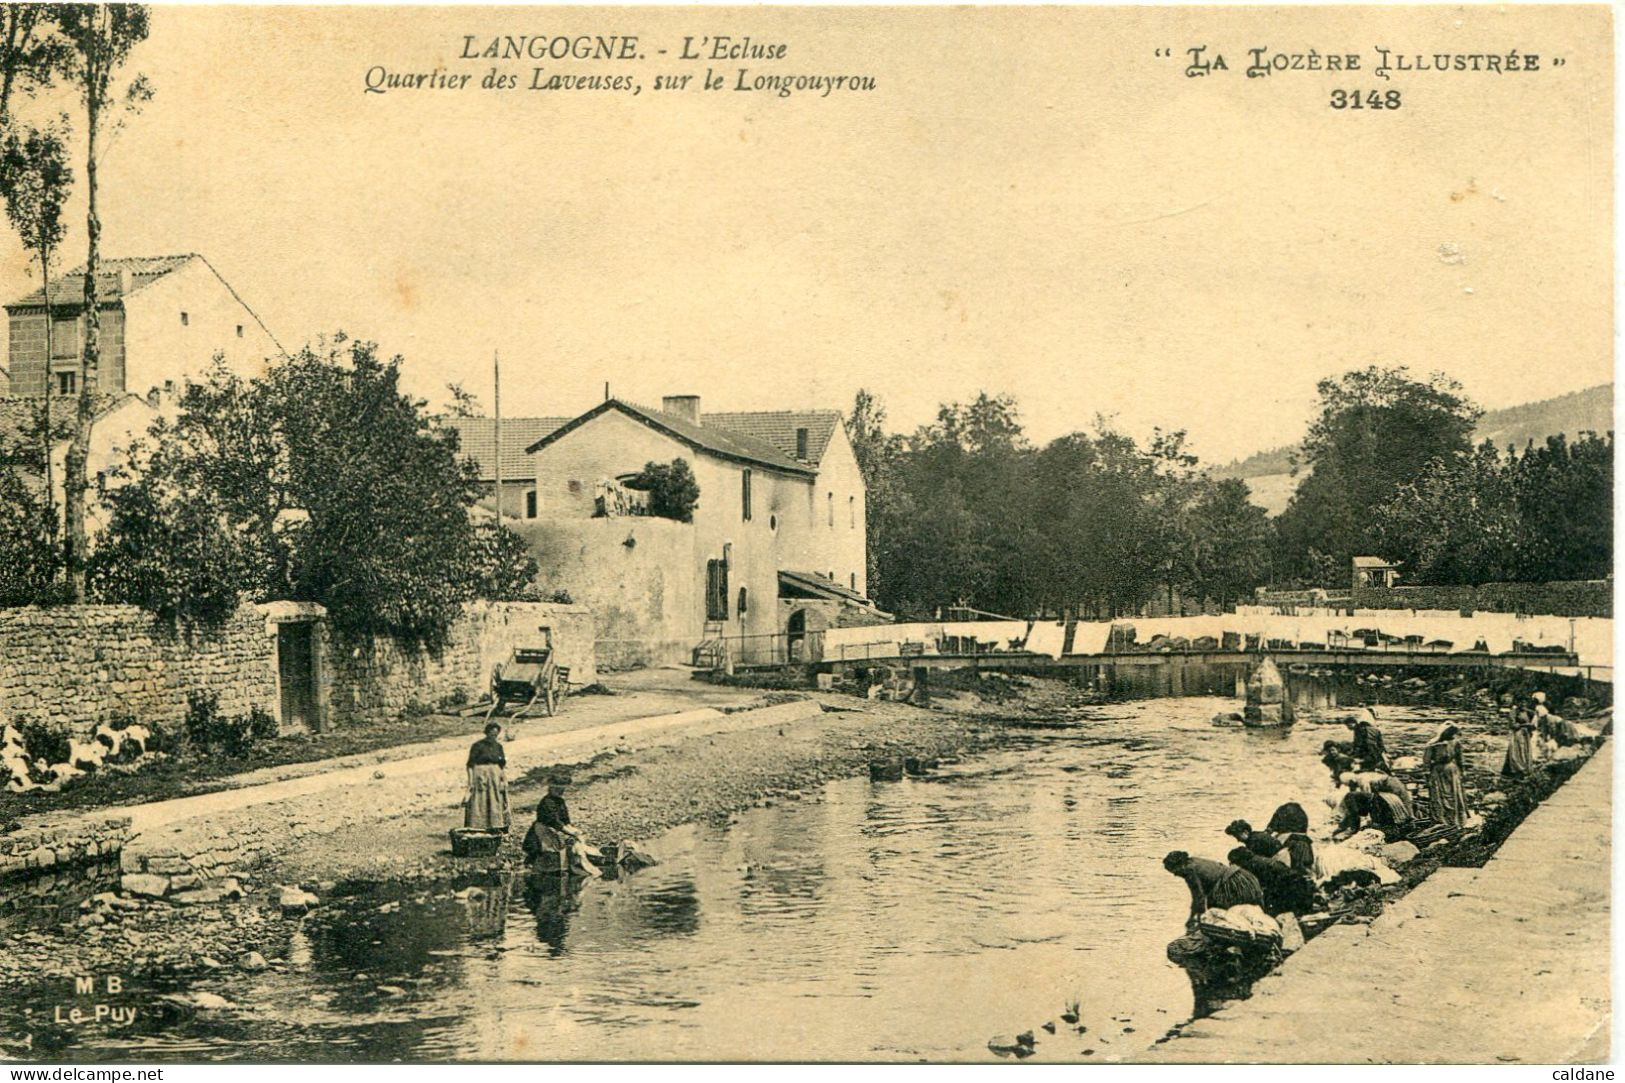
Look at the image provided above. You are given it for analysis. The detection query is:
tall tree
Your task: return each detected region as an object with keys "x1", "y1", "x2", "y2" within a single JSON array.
[
  {"x1": 0, "y1": 7, "x2": 68, "y2": 124},
  {"x1": 1188, "y1": 478, "x2": 1273, "y2": 606},
  {"x1": 0, "y1": 119, "x2": 72, "y2": 538},
  {"x1": 93, "y1": 338, "x2": 537, "y2": 638},
  {"x1": 54, "y1": 2, "x2": 150, "y2": 601},
  {"x1": 1277, "y1": 365, "x2": 1480, "y2": 580},
  {"x1": 443, "y1": 381, "x2": 485, "y2": 418},
  {"x1": 846, "y1": 389, "x2": 906, "y2": 604},
  {"x1": 1507, "y1": 432, "x2": 1613, "y2": 582}
]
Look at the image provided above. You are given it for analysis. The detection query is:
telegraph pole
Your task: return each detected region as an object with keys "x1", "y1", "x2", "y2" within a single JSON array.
[{"x1": 493, "y1": 350, "x2": 503, "y2": 521}]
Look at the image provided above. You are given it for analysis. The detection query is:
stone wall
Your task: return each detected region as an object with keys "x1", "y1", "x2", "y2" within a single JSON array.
[
  {"x1": 0, "y1": 817, "x2": 132, "y2": 926},
  {"x1": 516, "y1": 517, "x2": 704, "y2": 669},
  {"x1": 1354, "y1": 579, "x2": 1612, "y2": 618},
  {"x1": 0, "y1": 817, "x2": 132, "y2": 882},
  {"x1": 0, "y1": 600, "x2": 597, "y2": 736},
  {"x1": 0, "y1": 604, "x2": 278, "y2": 732},
  {"x1": 325, "y1": 601, "x2": 597, "y2": 724}
]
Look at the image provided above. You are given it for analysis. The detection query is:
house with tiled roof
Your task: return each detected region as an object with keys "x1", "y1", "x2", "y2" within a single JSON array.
[
  {"x1": 4, "y1": 253, "x2": 279, "y2": 400},
  {"x1": 515, "y1": 394, "x2": 884, "y2": 666},
  {"x1": 444, "y1": 415, "x2": 569, "y2": 519}
]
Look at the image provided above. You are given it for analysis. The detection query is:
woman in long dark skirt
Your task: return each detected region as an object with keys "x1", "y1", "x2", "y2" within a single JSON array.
[
  {"x1": 1265, "y1": 802, "x2": 1316, "y2": 873},
  {"x1": 1227, "y1": 846, "x2": 1316, "y2": 917},
  {"x1": 1163, "y1": 851, "x2": 1264, "y2": 930},
  {"x1": 1425, "y1": 723, "x2": 1470, "y2": 827},
  {"x1": 1501, "y1": 707, "x2": 1536, "y2": 779}
]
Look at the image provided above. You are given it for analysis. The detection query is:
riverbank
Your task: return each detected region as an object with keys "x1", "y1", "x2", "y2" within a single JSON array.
[
  {"x1": 0, "y1": 670, "x2": 1072, "y2": 1013},
  {"x1": 0, "y1": 670, "x2": 1605, "y2": 1062},
  {"x1": 1145, "y1": 738, "x2": 1611, "y2": 1063}
]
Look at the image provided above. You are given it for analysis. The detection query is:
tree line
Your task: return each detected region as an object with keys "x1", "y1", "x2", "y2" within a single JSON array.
[
  {"x1": 847, "y1": 390, "x2": 1272, "y2": 620},
  {"x1": 1273, "y1": 366, "x2": 1612, "y2": 588},
  {"x1": 847, "y1": 366, "x2": 1612, "y2": 620}
]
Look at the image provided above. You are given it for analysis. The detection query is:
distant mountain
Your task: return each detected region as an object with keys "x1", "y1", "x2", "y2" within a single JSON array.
[
  {"x1": 1474, "y1": 383, "x2": 1614, "y2": 452},
  {"x1": 1211, "y1": 383, "x2": 1613, "y2": 516}
]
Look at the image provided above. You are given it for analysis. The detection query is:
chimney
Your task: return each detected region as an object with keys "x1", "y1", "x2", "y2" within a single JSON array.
[
  {"x1": 795, "y1": 427, "x2": 809, "y2": 460},
  {"x1": 662, "y1": 395, "x2": 701, "y2": 425},
  {"x1": 115, "y1": 266, "x2": 131, "y2": 297}
]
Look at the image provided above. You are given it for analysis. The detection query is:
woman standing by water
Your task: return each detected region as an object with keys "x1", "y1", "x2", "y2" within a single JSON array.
[
  {"x1": 1501, "y1": 707, "x2": 1536, "y2": 779},
  {"x1": 465, "y1": 722, "x2": 511, "y2": 832},
  {"x1": 1424, "y1": 723, "x2": 1470, "y2": 827}
]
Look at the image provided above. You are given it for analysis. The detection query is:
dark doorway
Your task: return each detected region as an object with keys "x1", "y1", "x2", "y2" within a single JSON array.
[
  {"x1": 787, "y1": 609, "x2": 807, "y2": 661},
  {"x1": 277, "y1": 622, "x2": 318, "y2": 731}
]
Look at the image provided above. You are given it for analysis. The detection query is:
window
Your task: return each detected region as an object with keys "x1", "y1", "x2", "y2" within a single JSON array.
[
  {"x1": 827, "y1": 492, "x2": 834, "y2": 527},
  {"x1": 737, "y1": 586, "x2": 748, "y2": 615},
  {"x1": 180, "y1": 311, "x2": 189, "y2": 326},
  {"x1": 236, "y1": 324, "x2": 245, "y2": 338},
  {"x1": 96, "y1": 471, "x2": 107, "y2": 497},
  {"x1": 525, "y1": 490, "x2": 537, "y2": 519},
  {"x1": 50, "y1": 317, "x2": 78, "y2": 359},
  {"x1": 567, "y1": 479, "x2": 581, "y2": 495},
  {"x1": 741, "y1": 468, "x2": 752, "y2": 522},
  {"x1": 849, "y1": 495, "x2": 856, "y2": 529},
  {"x1": 795, "y1": 427, "x2": 809, "y2": 460},
  {"x1": 56, "y1": 371, "x2": 75, "y2": 395},
  {"x1": 705, "y1": 559, "x2": 729, "y2": 621},
  {"x1": 850, "y1": 573, "x2": 857, "y2": 590}
]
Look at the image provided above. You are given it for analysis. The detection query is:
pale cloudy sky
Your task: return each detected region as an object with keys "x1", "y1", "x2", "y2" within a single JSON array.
[{"x1": 0, "y1": 5, "x2": 1612, "y2": 464}]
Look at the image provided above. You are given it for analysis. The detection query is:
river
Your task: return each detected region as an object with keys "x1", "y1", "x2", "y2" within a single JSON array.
[{"x1": 36, "y1": 694, "x2": 1460, "y2": 1062}]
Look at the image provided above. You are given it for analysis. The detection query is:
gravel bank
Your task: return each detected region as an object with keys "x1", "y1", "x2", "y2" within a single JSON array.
[{"x1": 0, "y1": 679, "x2": 1073, "y2": 1013}]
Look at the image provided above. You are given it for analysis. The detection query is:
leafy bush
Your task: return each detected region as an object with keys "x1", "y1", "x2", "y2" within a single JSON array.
[
  {"x1": 184, "y1": 690, "x2": 223, "y2": 750},
  {"x1": 629, "y1": 458, "x2": 700, "y2": 522},
  {"x1": 16, "y1": 715, "x2": 71, "y2": 766},
  {"x1": 403, "y1": 697, "x2": 433, "y2": 720},
  {"x1": 142, "y1": 720, "x2": 174, "y2": 756},
  {"x1": 465, "y1": 520, "x2": 538, "y2": 600},
  {"x1": 439, "y1": 687, "x2": 470, "y2": 710},
  {"x1": 218, "y1": 714, "x2": 254, "y2": 758},
  {"x1": 247, "y1": 705, "x2": 278, "y2": 742}
]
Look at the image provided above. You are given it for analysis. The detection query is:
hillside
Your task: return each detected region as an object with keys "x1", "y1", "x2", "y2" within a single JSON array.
[{"x1": 1212, "y1": 383, "x2": 1613, "y2": 516}]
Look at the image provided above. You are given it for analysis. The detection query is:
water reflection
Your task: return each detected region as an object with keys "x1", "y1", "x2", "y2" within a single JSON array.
[
  {"x1": 521, "y1": 875, "x2": 583, "y2": 955},
  {"x1": 44, "y1": 695, "x2": 1457, "y2": 1063}
]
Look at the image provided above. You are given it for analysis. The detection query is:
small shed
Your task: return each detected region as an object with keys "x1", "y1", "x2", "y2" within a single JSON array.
[{"x1": 1351, "y1": 556, "x2": 1401, "y2": 595}]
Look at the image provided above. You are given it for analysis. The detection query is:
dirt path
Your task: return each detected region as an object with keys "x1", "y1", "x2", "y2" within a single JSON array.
[{"x1": 1146, "y1": 739, "x2": 1612, "y2": 1064}]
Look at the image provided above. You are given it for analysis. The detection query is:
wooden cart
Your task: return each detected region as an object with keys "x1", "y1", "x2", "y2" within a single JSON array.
[{"x1": 485, "y1": 644, "x2": 570, "y2": 719}]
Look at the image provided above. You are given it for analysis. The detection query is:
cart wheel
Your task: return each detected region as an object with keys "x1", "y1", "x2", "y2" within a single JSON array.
[
  {"x1": 484, "y1": 672, "x2": 502, "y2": 719},
  {"x1": 543, "y1": 680, "x2": 558, "y2": 717}
]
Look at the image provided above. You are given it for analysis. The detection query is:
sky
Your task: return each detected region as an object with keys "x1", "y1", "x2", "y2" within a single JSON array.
[{"x1": 0, "y1": 5, "x2": 1612, "y2": 465}]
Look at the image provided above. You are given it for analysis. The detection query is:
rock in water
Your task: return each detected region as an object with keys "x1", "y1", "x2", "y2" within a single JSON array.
[
  {"x1": 1244, "y1": 657, "x2": 1294, "y2": 724},
  {"x1": 869, "y1": 759, "x2": 904, "y2": 782},
  {"x1": 190, "y1": 992, "x2": 234, "y2": 1010},
  {"x1": 278, "y1": 886, "x2": 319, "y2": 916}
]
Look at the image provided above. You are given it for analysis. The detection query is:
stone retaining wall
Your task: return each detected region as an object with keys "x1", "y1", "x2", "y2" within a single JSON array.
[
  {"x1": 0, "y1": 605, "x2": 277, "y2": 730},
  {"x1": 0, "y1": 817, "x2": 132, "y2": 882},
  {"x1": 0, "y1": 600, "x2": 598, "y2": 736},
  {"x1": 325, "y1": 601, "x2": 597, "y2": 724}
]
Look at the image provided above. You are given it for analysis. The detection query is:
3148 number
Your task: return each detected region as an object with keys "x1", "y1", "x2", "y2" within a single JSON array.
[{"x1": 1331, "y1": 89, "x2": 1403, "y2": 110}]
